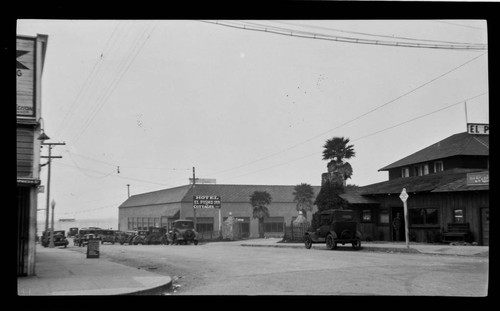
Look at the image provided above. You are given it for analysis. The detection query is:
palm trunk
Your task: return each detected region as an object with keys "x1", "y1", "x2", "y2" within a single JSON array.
[{"x1": 258, "y1": 218, "x2": 264, "y2": 238}]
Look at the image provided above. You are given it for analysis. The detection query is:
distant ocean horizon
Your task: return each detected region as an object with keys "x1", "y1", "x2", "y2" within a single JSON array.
[{"x1": 36, "y1": 217, "x2": 119, "y2": 234}]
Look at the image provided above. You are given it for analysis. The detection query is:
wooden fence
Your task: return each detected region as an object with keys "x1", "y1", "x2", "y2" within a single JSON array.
[{"x1": 283, "y1": 222, "x2": 311, "y2": 242}]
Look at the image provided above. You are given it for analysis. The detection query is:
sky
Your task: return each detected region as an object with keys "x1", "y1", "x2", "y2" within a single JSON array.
[{"x1": 17, "y1": 19, "x2": 489, "y2": 221}]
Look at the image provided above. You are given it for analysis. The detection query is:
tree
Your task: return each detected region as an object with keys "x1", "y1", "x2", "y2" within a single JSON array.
[
  {"x1": 292, "y1": 183, "x2": 315, "y2": 218},
  {"x1": 313, "y1": 179, "x2": 348, "y2": 212},
  {"x1": 322, "y1": 137, "x2": 355, "y2": 184},
  {"x1": 249, "y1": 191, "x2": 272, "y2": 238}
]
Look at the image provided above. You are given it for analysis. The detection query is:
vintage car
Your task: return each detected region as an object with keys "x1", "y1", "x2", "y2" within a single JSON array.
[
  {"x1": 167, "y1": 219, "x2": 199, "y2": 245},
  {"x1": 96, "y1": 229, "x2": 116, "y2": 245},
  {"x1": 115, "y1": 231, "x2": 137, "y2": 245},
  {"x1": 131, "y1": 230, "x2": 149, "y2": 245},
  {"x1": 304, "y1": 209, "x2": 362, "y2": 250},
  {"x1": 76, "y1": 233, "x2": 98, "y2": 247},
  {"x1": 144, "y1": 227, "x2": 168, "y2": 245},
  {"x1": 73, "y1": 228, "x2": 101, "y2": 246},
  {"x1": 41, "y1": 230, "x2": 69, "y2": 248},
  {"x1": 67, "y1": 227, "x2": 79, "y2": 238}
]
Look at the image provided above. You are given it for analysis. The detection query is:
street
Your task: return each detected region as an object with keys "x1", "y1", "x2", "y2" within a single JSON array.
[{"x1": 65, "y1": 239, "x2": 488, "y2": 296}]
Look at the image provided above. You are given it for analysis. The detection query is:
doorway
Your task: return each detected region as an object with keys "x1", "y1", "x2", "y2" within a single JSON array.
[
  {"x1": 480, "y1": 208, "x2": 489, "y2": 246},
  {"x1": 391, "y1": 206, "x2": 405, "y2": 242}
]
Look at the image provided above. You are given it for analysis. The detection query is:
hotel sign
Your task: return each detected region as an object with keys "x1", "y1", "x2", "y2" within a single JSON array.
[
  {"x1": 466, "y1": 172, "x2": 489, "y2": 186},
  {"x1": 467, "y1": 123, "x2": 489, "y2": 135},
  {"x1": 193, "y1": 195, "x2": 221, "y2": 209}
]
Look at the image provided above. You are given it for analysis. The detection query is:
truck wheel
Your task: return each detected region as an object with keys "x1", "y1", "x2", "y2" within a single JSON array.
[
  {"x1": 304, "y1": 235, "x2": 312, "y2": 249},
  {"x1": 326, "y1": 234, "x2": 337, "y2": 250},
  {"x1": 352, "y1": 239, "x2": 361, "y2": 250}
]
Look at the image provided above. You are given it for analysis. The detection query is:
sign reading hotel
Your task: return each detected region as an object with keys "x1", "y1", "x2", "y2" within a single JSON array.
[
  {"x1": 467, "y1": 123, "x2": 489, "y2": 135},
  {"x1": 466, "y1": 172, "x2": 489, "y2": 186},
  {"x1": 193, "y1": 195, "x2": 221, "y2": 209},
  {"x1": 16, "y1": 37, "x2": 36, "y2": 117}
]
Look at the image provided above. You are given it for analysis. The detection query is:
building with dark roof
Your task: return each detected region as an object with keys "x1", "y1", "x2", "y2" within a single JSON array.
[
  {"x1": 341, "y1": 129, "x2": 489, "y2": 245},
  {"x1": 117, "y1": 128, "x2": 489, "y2": 245},
  {"x1": 118, "y1": 184, "x2": 322, "y2": 238}
]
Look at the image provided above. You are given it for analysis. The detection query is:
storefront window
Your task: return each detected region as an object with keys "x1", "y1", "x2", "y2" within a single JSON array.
[
  {"x1": 362, "y1": 209, "x2": 372, "y2": 222},
  {"x1": 409, "y1": 208, "x2": 438, "y2": 226},
  {"x1": 264, "y1": 217, "x2": 285, "y2": 232},
  {"x1": 379, "y1": 209, "x2": 389, "y2": 224},
  {"x1": 453, "y1": 209, "x2": 464, "y2": 223}
]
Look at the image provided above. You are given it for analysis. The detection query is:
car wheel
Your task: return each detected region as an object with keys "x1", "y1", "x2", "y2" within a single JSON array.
[
  {"x1": 193, "y1": 240, "x2": 198, "y2": 245},
  {"x1": 173, "y1": 237, "x2": 179, "y2": 245},
  {"x1": 304, "y1": 235, "x2": 312, "y2": 249},
  {"x1": 326, "y1": 234, "x2": 337, "y2": 250},
  {"x1": 352, "y1": 239, "x2": 361, "y2": 250}
]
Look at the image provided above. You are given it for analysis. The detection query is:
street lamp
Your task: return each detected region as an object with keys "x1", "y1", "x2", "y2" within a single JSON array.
[{"x1": 49, "y1": 200, "x2": 55, "y2": 248}]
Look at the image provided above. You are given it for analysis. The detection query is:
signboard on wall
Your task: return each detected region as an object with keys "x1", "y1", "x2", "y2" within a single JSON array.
[
  {"x1": 16, "y1": 37, "x2": 36, "y2": 117},
  {"x1": 467, "y1": 123, "x2": 489, "y2": 135},
  {"x1": 466, "y1": 172, "x2": 489, "y2": 186},
  {"x1": 193, "y1": 195, "x2": 221, "y2": 209}
]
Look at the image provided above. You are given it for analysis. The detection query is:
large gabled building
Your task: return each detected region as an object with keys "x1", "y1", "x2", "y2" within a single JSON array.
[
  {"x1": 342, "y1": 129, "x2": 489, "y2": 245},
  {"x1": 118, "y1": 184, "x2": 322, "y2": 239}
]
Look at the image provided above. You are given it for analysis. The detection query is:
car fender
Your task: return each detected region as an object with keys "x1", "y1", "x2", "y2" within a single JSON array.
[
  {"x1": 328, "y1": 231, "x2": 338, "y2": 239},
  {"x1": 355, "y1": 230, "x2": 363, "y2": 239}
]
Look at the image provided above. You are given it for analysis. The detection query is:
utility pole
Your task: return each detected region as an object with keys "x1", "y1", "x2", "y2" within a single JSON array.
[
  {"x1": 49, "y1": 200, "x2": 55, "y2": 248},
  {"x1": 192, "y1": 167, "x2": 197, "y2": 228},
  {"x1": 41, "y1": 142, "x2": 65, "y2": 238},
  {"x1": 127, "y1": 184, "x2": 130, "y2": 198}
]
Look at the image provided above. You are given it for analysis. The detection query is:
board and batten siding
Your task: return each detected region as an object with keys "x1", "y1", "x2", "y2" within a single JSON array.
[
  {"x1": 16, "y1": 37, "x2": 36, "y2": 117},
  {"x1": 17, "y1": 128, "x2": 34, "y2": 178}
]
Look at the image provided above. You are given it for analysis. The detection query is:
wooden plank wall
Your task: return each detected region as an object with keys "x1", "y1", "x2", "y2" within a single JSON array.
[{"x1": 17, "y1": 128, "x2": 34, "y2": 178}]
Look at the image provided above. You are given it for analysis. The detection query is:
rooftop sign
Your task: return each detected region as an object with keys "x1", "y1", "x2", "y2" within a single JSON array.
[
  {"x1": 193, "y1": 195, "x2": 221, "y2": 209},
  {"x1": 467, "y1": 123, "x2": 489, "y2": 135}
]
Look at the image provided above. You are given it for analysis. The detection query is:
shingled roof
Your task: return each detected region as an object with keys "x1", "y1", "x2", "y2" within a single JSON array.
[
  {"x1": 119, "y1": 184, "x2": 322, "y2": 208},
  {"x1": 357, "y1": 168, "x2": 488, "y2": 195},
  {"x1": 379, "y1": 132, "x2": 489, "y2": 171}
]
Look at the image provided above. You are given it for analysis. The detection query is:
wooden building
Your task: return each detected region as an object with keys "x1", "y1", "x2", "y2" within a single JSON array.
[
  {"x1": 118, "y1": 184, "x2": 321, "y2": 239},
  {"x1": 342, "y1": 129, "x2": 489, "y2": 245},
  {"x1": 17, "y1": 34, "x2": 48, "y2": 276}
]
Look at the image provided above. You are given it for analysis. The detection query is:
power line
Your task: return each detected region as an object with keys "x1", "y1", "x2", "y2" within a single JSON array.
[
  {"x1": 72, "y1": 22, "x2": 159, "y2": 144},
  {"x1": 204, "y1": 52, "x2": 487, "y2": 178},
  {"x1": 246, "y1": 20, "x2": 487, "y2": 46},
  {"x1": 200, "y1": 20, "x2": 487, "y2": 51},
  {"x1": 54, "y1": 21, "x2": 124, "y2": 138},
  {"x1": 220, "y1": 92, "x2": 487, "y2": 182}
]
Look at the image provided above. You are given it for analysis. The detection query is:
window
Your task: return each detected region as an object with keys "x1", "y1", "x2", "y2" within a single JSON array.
[
  {"x1": 414, "y1": 164, "x2": 429, "y2": 176},
  {"x1": 401, "y1": 167, "x2": 410, "y2": 178},
  {"x1": 362, "y1": 209, "x2": 373, "y2": 222},
  {"x1": 187, "y1": 217, "x2": 214, "y2": 233},
  {"x1": 264, "y1": 217, "x2": 284, "y2": 232},
  {"x1": 128, "y1": 218, "x2": 133, "y2": 230},
  {"x1": 409, "y1": 208, "x2": 439, "y2": 226},
  {"x1": 453, "y1": 209, "x2": 464, "y2": 223},
  {"x1": 434, "y1": 161, "x2": 443, "y2": 173},
  {"x1": 379, "y1": 209, "x2": 389, "y2": 224}
]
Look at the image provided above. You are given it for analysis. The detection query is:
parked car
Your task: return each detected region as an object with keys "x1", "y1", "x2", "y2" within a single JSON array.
[
  {"x1": 144, "y1": 227, "x2": 168, "y2": 245},
  {"x1": 67, "y1": 227, "x2": 79, "y2": 238},
  {"x1": 41, "y1": 230, "x2": 69, "y2": 248},
  {"x1": 167, "y1": 220, "x2": 199, "y2": 245},
  {"x1": 115, "y1": 231, "x2": 136, "y2": 245},
  {"x1": 73, "y1": 228, "x2": 101, "y2": 246},
  {"x1": 304, "y1": 209, "x2": 362, "y2": 250},
  {"x1": 131, "y1": 230, "x2": 149, "y2": 245},
  {"x1": 96, "y1": 229, "x2": 116, "y2": 244}
]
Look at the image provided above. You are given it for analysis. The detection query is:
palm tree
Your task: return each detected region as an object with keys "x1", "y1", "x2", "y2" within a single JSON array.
[
  {"x1": 249, "y1": 191, "x2": 272, "y2": 238},
  {"x1": 322, "y1": 136, "x2": 355, "y2": 185},
  {"x1": 292, "y1": 183, "x2": 315, "y2": 218}
]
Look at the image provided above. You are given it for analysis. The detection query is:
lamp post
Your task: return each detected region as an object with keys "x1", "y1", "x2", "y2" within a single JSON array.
[{"x1": 49, "y1": 199, "x2": 55, "y2": 248}]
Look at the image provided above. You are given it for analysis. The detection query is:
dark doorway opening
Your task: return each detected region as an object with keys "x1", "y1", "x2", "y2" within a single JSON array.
[{"x1": 391, "y1": 206, "x2": 405, "y2": 242}]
